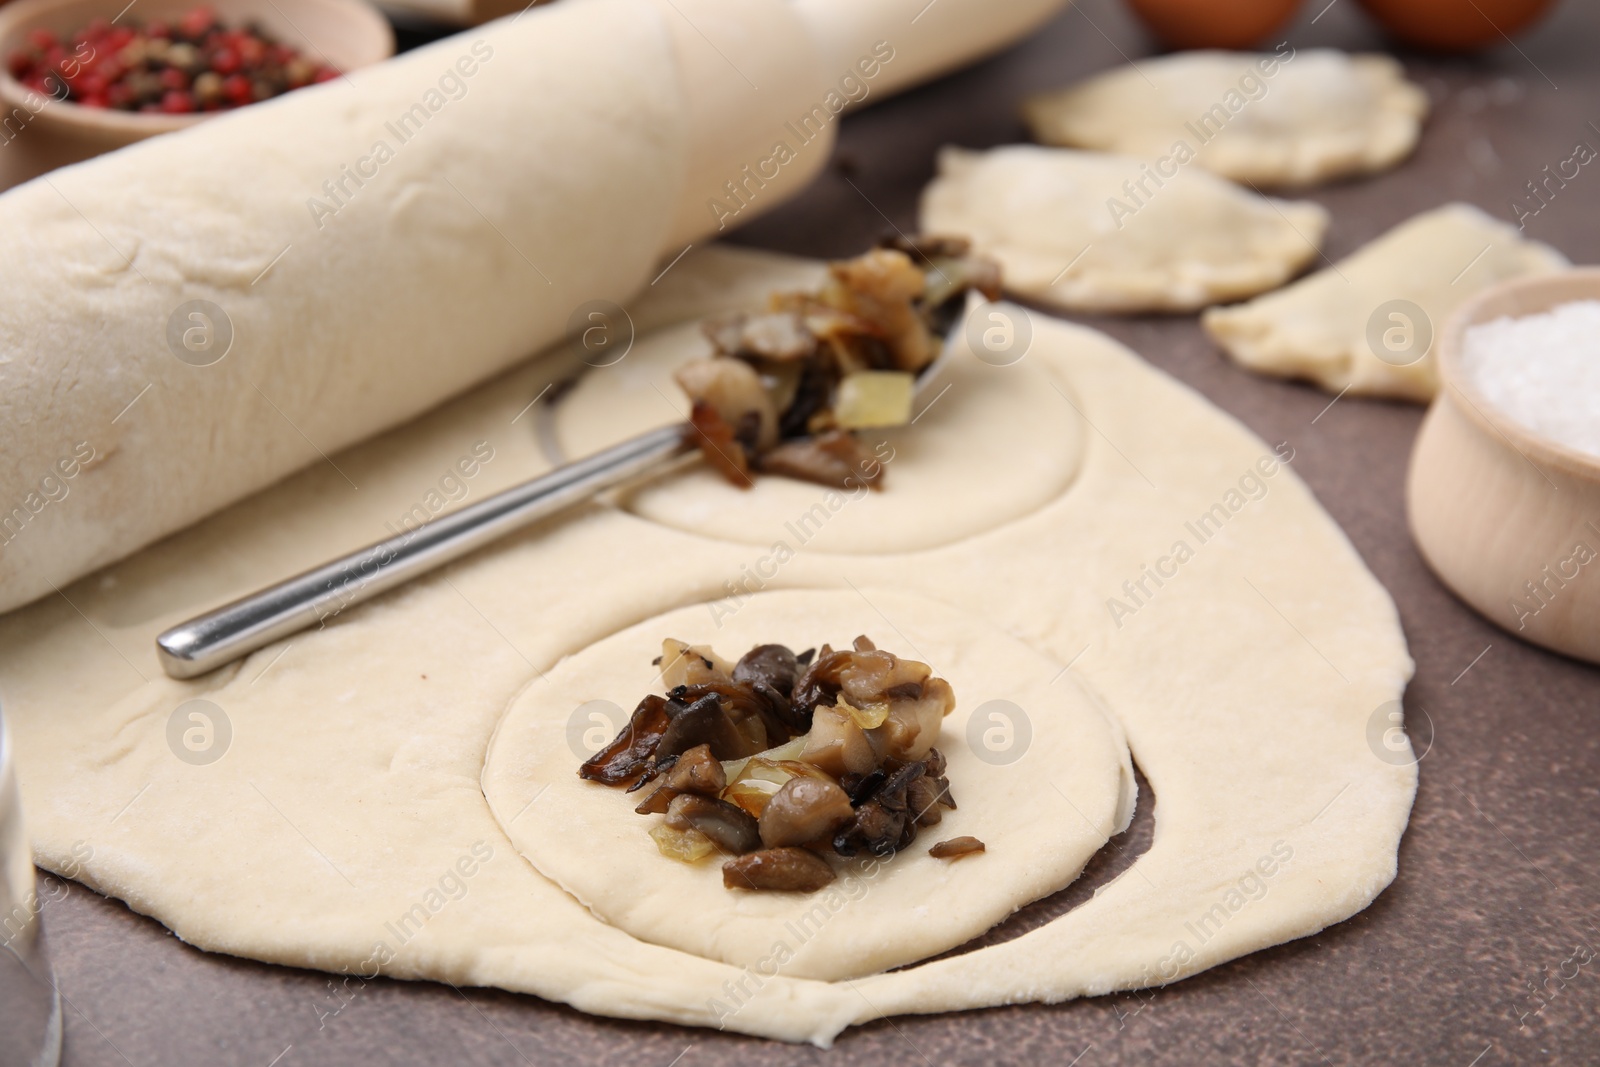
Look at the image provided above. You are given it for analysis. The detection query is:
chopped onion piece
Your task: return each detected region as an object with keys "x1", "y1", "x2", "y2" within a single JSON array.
[
  {"x1": 720, "y1": 735, "x2": 808, "y2": 783},
  {"x1": 730, "y1": 756, "x2": 828, "y2": 788},
  {"x1": 841, "y1": 697, "x2": 891, "y2": 730},
  {"x1": 659, "y1": 638, "x2": 733, "y2": 689},
  {"x1": 649, "y1": 823, "x2": 715, "y2": 862},
  {"x1": 723, "y1": 780, "x2": 778, "y2": 818},
  {"x1": 834, "y1": 371, "x2": 914, "y2": 429},
  {"x1": 723, "y1": 753, "x2": 833, "y2": 819}
]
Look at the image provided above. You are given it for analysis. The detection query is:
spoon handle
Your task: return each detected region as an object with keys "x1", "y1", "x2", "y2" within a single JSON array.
[{"x1": 156, "y1": 422, "x2": 692, "y2": 679}]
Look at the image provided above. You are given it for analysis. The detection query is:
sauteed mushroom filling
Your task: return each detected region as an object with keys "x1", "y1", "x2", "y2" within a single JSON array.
[
  {"x1": 578, "y1": 635, "x2": 979, "y2": 892},
  {"x1": 675, "y1": 237, "x2": 1001, "y2": 490}
]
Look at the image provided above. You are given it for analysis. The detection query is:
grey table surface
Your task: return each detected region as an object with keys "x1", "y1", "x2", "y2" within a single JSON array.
[{"x1": 28, "y1": 0, "x2": 1600, "y2": 1064}]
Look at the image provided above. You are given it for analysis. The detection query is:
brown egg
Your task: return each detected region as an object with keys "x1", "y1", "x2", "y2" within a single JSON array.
[
  {"x1": 1125, "y1": 0, "x2": 1304, "y2": 50},
  {"x1": 1355, "y1": 0, "x2": 1556, "y2": 51}
]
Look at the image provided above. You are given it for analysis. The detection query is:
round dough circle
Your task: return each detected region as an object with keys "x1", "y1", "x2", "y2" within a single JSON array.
[
  {"x1": 483, "y1": 587, "x2": 1134, "y2": 981},
  {"x1": 551, "y1": 316, "x2": 1086, "y2": 554}
]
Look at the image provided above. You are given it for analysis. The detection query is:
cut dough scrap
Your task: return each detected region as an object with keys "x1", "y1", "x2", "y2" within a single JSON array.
[
  {"x1": 0, "y1": 245, "x2": 1415, "y2": 1045},
  {"x1": 553, "y1": 306, "x2": 1086, "y2": 553},
  {"x1": 484, "y1": 588, "x2": 1135, "y2": 982},
  {"x1": 1024, "y1": 50, "x2": 1428, "y2": 188},
  {"x1": 919, "y1": 146, "x2": 1327, "y2": 313},
  {"x1": 1202, "y1": 203, "x2": 1569, "y2": 401}
]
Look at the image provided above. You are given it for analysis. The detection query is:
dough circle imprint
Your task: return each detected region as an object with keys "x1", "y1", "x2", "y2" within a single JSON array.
[
  {"x1": 553, "y1": 310, "x2": 1087, "y2": 554},
  {"x1": 484, "y1": 587, "x2": 1136, "y2": 982}
]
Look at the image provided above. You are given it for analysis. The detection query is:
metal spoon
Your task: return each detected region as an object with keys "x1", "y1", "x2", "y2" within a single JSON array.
[
  {"x1": 154, "y1": 421, "x2": 692, "y2": 678},
  {"x1": 155, "y1": 340, "x2": 958, "y2": 679}
]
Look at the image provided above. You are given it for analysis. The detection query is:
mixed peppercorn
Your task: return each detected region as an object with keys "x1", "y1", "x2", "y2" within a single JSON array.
[
  {"x1": 5, "y1": 6, "x2": 338, "y2": 114},
  {"x1": 580, "y1": 636, "x2": 985, "y2": 892}
]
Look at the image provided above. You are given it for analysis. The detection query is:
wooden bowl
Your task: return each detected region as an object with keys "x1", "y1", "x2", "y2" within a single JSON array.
[
  {"x1": 1408, "y1": 268, "x2": 1600, "y2": 665},
  {"x1": 0, "y1": 0, "x2": 392, "y2": 185}
]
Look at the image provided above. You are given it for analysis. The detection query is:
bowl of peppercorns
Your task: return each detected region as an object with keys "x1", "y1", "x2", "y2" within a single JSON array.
[{"x1": 0, "y1": 0, "x2": 392, "y2": 182}]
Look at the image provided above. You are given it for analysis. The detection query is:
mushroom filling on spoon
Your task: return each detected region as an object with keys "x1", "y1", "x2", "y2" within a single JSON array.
[{"x1": 676, "y1": 236, "x2": 1001, "y2": 489}]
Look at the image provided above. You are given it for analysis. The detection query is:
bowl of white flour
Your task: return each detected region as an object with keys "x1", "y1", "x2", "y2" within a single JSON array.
[{"x1": 1408, "y1": 268, "x2": 1600, "y2": 665}]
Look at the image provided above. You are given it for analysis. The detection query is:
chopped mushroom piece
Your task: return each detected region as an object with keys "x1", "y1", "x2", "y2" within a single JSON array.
[
  {"x1": 833, "y1": 750, "x2": 955, "y2": 858},
  {"x1": 578, "y1": 695, "x2": 671, "y2": 786},
  {"x1": 665, "y1": 794, "x2": 762, "y2": 855},
  {"x1": 633, "y1": 778, "x2": 677, "y2": 815},
  {"x1": 874, "y1": 676, "x2": 956, "y2": 762},
  {"x1": 656, "y1": 693, "x2": 758, "y2": 762},
  {"x1": 723, "y1": 847, "x2": 838, "y2": 892},
  {"x1": 884, "y1": 235, "x2": 1003, "y2": 329},
  {"x1": 663, "y1": 743, "x2": 726, "y2": 796},
  {"x1": 702, "y1": 311, "x2": 816, "y2": 362},
  {"x1": 832, "y1": 758, "x2": 922, "y2": 857},
  {"x1": 732, "y1": 643, "x2": 802, "y2": 699},
  {"x1": 928, "y1": 836, "x2": 986, "y2": 860},
  {"x1": 758, "y1": 776, "x2": 855, "y2": 849},
  {"x1": 799, "y1": 704, "x2": 878, "y2": 777},
  {"x1": 838, "y1": 643, "x2": 931, "y2": 702},
  {"x1": 756, "y1": 431, "x2": 884, "y2": 491},
  {"x1": 634, "y1": 741, "x2": 726, "y2": 814},
  {"x1": 791, "y1": 644, "x2": 853, "y2": 717},
  {"x1": 823, "y1": 248, "x2": 936, "y2": 373},
  {"x1": 686, "y1": 401, "x2": 752, "y2": 486},
  {"x1": 673, "y1": 357, "x2": 778, "y2": 452},
  {"x1": 906, "y1": 772, "x2": 952, "y2": 827}
]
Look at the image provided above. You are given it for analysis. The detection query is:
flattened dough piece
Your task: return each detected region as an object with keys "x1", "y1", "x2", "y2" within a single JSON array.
[
  {"x1": 1024, "y1": 50, "x2": 1428, "y2": 188},
  {"x1": 919, "y1": 146, "x2": 1327, "y2": 313},
  {"x1": 1202, "y1": 203, "x2": 1568, "y2": 401},
  {"x1": 484, "y1": 588, "x2": 1135, "y2": 982}
]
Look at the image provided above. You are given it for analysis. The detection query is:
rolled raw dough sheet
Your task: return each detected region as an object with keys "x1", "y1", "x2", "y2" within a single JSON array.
[
  {"x1": 0, "y1": 246, "x2": 1416, "y2": 1045},
  {"x1": 1202, "y1": 202, "x2": 1569, "y2": 401},
  {"x1": 919, "y1": 145, "x2": 1327, "y2": 313},
  {"x1": 1024, "y1": 49, "x2": 1428, "y2": 188}
]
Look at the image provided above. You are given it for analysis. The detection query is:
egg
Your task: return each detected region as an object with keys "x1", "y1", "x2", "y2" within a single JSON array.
[
  {"x1": 1125, "y1": 0, "x2": 1304, "y2": 50},
  {"x1": 1355, "y1": 0, "x2": 1555, "y2": 51}
]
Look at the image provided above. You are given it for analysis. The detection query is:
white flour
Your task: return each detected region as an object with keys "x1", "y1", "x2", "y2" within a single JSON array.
[{"x1": 1462, "y1": 299, "x2": 1600, "y2": 458}]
